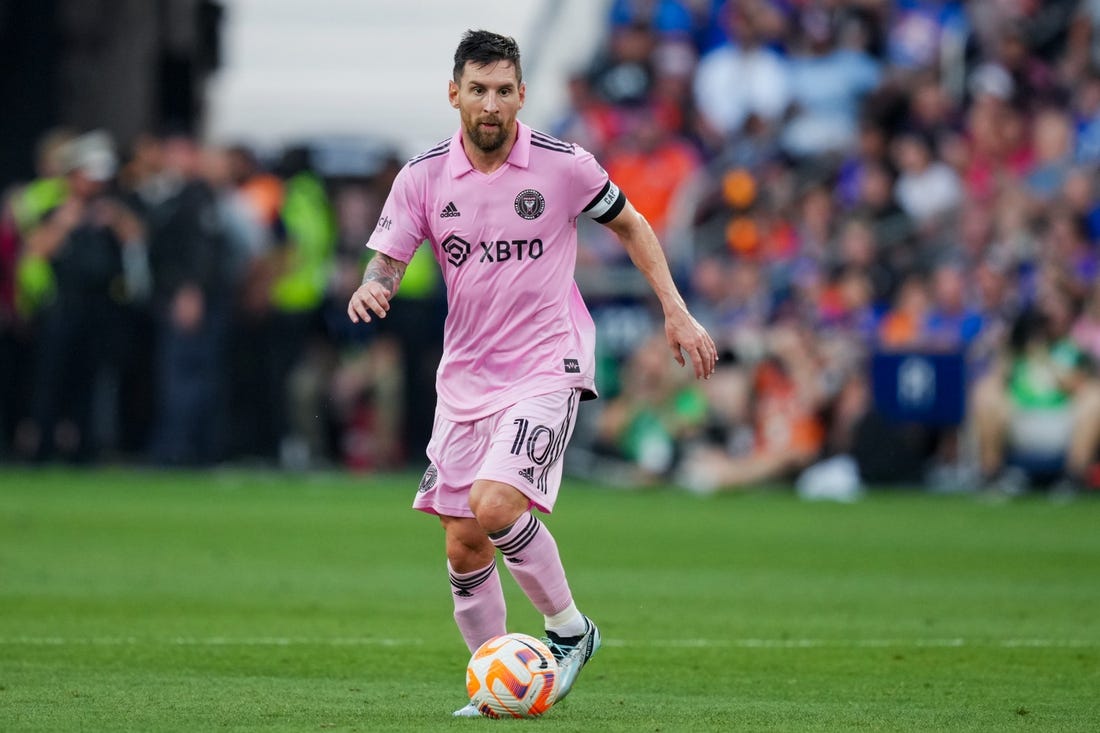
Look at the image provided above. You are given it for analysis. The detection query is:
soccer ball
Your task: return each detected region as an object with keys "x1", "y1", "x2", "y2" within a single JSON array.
[{"x1": 465, "y1": 633, "x2": 559, "y2": 718}]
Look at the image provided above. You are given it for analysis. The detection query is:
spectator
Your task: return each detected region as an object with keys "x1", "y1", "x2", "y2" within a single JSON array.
[
  {"x1": 220, "y1": 144, "x2": 283, "y2": 460},
  {"x1": 714, "y1": 258, "x2": 772, "y2": 358},
  {"x1": 970, "y1": 295, "x2": 1100, "y2": 497},
  {"x1": 677, "y1": 323, "x2": 827, "y2": 493},
  {"x1": 832, "y1": 215, "x2": 895, "y2": 305},
  {"x1": 1071, "y1": 278, "x2": 1100, "y2": 364},
  {"x1": 1072, "y1": 71, "x2": 1100, "y2": 164},
  {"x1": 594, "y1": 333, "x2": 709, "y2": 484},
  {"x1": 263, "y1": 146, "x2": 338, "y2": 466},
  {"x1": 1025, "y1": 106, "x2": 1077, "y2": 203},
  {"x1": 692, "y1": 1, "x2": 791, "y2": 148},
  {"x1": 15, "y1": 131, "x2": 145, "y2": 462},
  {"x1": 816, "y1": 263, "x2": 878, "y2": 343},
  {"x1": 906, "y1": 73, "x2": 961, "y2": 143},
  {"x1": 1059, "y1": 166, "x2": 1100, "y2": 243},
  {"x1": 988, "y1": 185, "x2": 1038, "y2": 269},
  {"x1": 852, "y1": 160, "x2": 914, "y2": 255},
  {"x1": 143, "y1": 131, "x2": 239, "y2": 466},
  {"x1": 1038, "y1": 206, "x2": 1099, "y2": 302},
  {"x1": 886, "y1": 0, "x2": 969, "y2": 76},
  {"x1": 607, "y1": 0, "x2": 722, "y2": 52},
  {"x1": 877, "y1": 270, "x2": 932, "y2": 349},
  {"x1": 925, "y1": 259, "x2": 984, "y2": 350},
  {"x1": 1, "y1": 128, "x2": 77, "y2": 456},
  {"x1": 781, "y1": 8, "x2": 881, "y2": 158},
  {"x1": 961, "y1": 66, "x2": 1032, "y2": 203},
  {"x1": 891, "y1": 131, "x2": 963, "y2": 228},
  {"x1": 650, "y1": 37, "x2": 700, "y2": 140},
  {"x1": 228, "y1": 144, "x2": 284, "y2": 230},
  {"x1": 551, "y1": 72, "x2": 624, "y2": 160},
  {"x1": 604, "y1": 106, "x2": 701, "y2": 240},
  {"x1": 587, "y1": 20, "x2": 657, "y2": 108}
]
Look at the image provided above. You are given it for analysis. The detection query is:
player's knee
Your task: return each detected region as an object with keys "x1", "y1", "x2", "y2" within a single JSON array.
[
  {"x1": 468, "y1": 480, "x2": 529, "y2": 534},
  {"x1": 449, "y1": 541, "x2": 495, "y2": 572},
  {"x1": 441, "y1": 516, "x2": 494, "y2": 571}
]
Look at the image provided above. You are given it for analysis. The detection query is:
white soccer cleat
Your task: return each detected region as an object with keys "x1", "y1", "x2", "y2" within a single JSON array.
[
  {"x1": 452, "y1": 701, "x2": 481, "y2": 717},
  {"x1": 543, "y1": 616, "x2": 601, "y2": 703}
]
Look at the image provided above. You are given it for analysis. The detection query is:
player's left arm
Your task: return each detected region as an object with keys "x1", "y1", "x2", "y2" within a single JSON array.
[{"x1": 602, "y1": 200, "x2": 718, "y2": 379}]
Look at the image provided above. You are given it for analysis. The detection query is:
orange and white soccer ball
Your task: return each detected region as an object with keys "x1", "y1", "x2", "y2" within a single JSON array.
[{"x1": 465, "y1": 633, "x2": 559, "y2": 718}]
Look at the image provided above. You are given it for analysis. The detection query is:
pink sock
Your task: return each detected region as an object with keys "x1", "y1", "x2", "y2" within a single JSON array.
[
  {"x1": 449, "y1": 560, "x2": 507, "y2": 653},
  {"x1": 490, "y1": 512, "x2": 574, "y2": 617}
]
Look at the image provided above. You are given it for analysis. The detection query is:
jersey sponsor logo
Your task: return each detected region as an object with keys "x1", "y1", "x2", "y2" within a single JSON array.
[
  {"x1": 518, "y1": 466, "x2": 535, "y2": 484},
  {"x1": 563, "y1": 359, "x2": 580, "y2": 374},
  {"x1": 376, "y1": 214, "x2": 392, "y2": 231},
  {"x1": 443, "y1": 235, "x2": 544, "y2": 268},
  {"x1": 514, "y1": 189, "x2": 545, "y2": 220},
  {"x1": 418, "y1": 464, "x2": 438, "y2": 493},
  {"x1": 440, "y1": 201, "x2": 461, "y2": 218},
  {"x1": 478, "y1": 238, "x2": 543, "y2": 263},
  {"x1": 441, "y1": 234, "x2": 471, "y2": 266}
]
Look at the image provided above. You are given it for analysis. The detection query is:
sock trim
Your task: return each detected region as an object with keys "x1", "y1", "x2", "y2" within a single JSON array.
[
  {"x1": 492, "y1": 513, "x2": 541, "y2": 557},
  {"x1": 448, "y1": 560, "x2": 497, "y2": 593}
]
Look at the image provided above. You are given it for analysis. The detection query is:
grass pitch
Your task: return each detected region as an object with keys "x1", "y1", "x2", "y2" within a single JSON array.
[{"x1": 0, "y1": 468, "x2": 1098, "y2": 732}]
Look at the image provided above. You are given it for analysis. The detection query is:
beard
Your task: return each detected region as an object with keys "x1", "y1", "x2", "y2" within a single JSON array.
[{"x1": 466, "y1": 118, "x2": 510, "y2": 153}]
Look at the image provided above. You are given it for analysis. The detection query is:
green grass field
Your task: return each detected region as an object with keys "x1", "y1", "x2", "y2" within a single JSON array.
[{"x1": 1, "y1": 468, "x2": 1098, "y2": 732}]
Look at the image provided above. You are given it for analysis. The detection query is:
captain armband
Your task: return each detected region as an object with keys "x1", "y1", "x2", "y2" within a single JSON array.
[{"x1": 581, "y1": 180, "x2": 627, "y2": 224}]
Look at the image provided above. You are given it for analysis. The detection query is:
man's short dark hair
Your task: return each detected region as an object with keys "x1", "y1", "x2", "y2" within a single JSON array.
[{"x1": 453, "y1": 29, "x2": 522, "y2": 84}]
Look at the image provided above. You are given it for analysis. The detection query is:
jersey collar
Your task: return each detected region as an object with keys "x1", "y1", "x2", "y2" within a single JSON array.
[{"x1": 448, "y1": 121, "x2": 532, "y2": 178}]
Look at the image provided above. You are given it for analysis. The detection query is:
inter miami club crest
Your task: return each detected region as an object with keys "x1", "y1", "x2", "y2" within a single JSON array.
[
  {"x1": 418, "y1": 464, "x2": 438, "y2": 493},
  {"x1": 514, "y1": 189, "x2": 545, "y2": 220}
]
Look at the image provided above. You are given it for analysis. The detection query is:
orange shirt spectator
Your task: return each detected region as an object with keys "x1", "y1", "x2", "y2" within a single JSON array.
[
  {"x1": 753, "y1": 359, "x2": 825, "y2": 458},
  {"x1": 604, "y1": 111, "x2": 699, "y2": 237},
  {"x1": 878, "y1": 274, "x2": 932, "y2": 349}
]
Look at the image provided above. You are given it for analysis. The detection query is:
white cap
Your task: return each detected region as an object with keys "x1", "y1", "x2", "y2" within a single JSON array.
[{"x1": 64, "y1": 130, "x2": 118, "y2": 181}]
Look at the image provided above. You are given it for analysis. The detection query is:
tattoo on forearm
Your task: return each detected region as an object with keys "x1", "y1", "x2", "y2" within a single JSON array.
[{"x1": 363, "y1": 253, "x2": 406, "y2": 293}]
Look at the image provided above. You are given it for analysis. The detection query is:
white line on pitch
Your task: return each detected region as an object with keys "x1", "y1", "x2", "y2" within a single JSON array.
[{"x1": 0, "y1": 637, "x2": 1096, "y2": 648}]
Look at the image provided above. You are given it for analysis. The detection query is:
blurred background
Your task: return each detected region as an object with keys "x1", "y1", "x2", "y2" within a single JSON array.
[{"x1": 3, "y1": 0, "x2": 1100, "y2": 500}]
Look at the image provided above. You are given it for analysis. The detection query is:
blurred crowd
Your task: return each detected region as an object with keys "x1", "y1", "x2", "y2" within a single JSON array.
[
  {"x1": 0, "y1": 126, "x2": 443, "y2": 470},
  {"x1": 559, "y1": 0, "x2": 1100, "y2": 498},
  {"x1": 4, "y1": 0, "x2": 1100, "y2": 499}
]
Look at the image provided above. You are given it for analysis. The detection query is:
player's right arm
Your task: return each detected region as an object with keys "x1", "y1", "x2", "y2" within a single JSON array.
[
  {"x1": 347, "y1": 252, "x2": 408, "y2": 323},
  {"x1": 347, "y1": 159, "x2": 428, "y2": 324}
]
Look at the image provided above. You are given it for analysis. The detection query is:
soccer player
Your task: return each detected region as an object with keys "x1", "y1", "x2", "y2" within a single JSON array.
[{"x1": 347, "y1": 29, "x2": 718, "y2": 716}]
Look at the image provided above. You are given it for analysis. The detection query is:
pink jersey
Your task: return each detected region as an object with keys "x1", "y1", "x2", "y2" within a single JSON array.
[{"x1": 367, "y1": 121, "x2": 626, "y2": 422}]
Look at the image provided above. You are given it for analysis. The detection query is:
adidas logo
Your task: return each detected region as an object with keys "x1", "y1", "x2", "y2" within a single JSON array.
[
  {"x1": 440, "y1": 201, "x2": 461, "y2": 218},
  {"x1": 518, "y1": 466, "x2": 534, "y2": 484}
]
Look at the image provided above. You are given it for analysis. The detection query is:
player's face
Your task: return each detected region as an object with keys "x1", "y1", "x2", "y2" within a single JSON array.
[{"x1": 450, "y1": 60, "x2": 525, "y2": 153}]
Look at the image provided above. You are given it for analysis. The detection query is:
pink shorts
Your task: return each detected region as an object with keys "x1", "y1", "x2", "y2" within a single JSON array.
[{"x1": 414, "y1": 389, "x2": 581, "y2": 518}]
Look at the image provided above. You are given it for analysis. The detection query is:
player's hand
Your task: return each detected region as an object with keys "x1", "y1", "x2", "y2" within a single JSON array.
[
  {"x1": 665, "y1": 307, "x2": 718, "y2": 380},
  {"x1": 347, "y1": 282, "x2": 392, "y2": 324}
]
